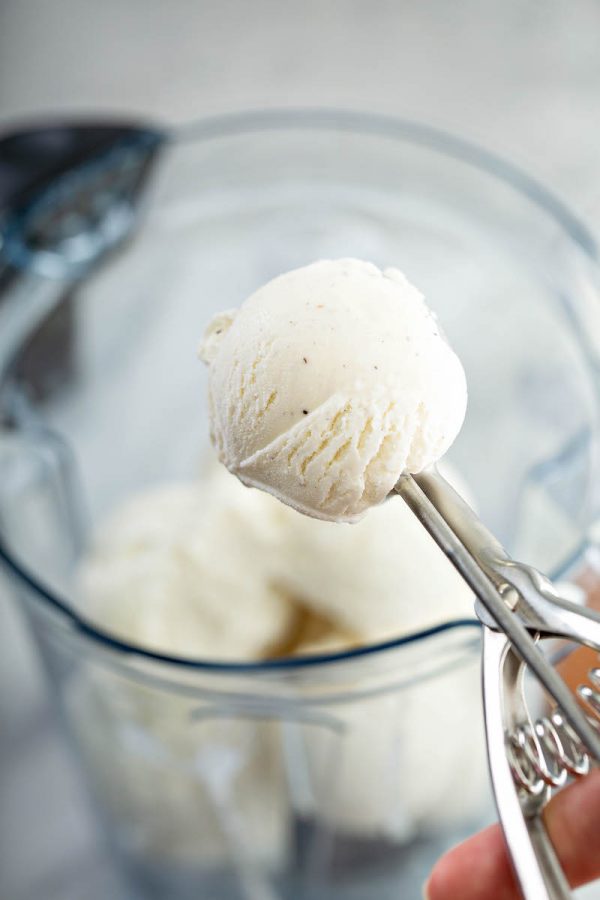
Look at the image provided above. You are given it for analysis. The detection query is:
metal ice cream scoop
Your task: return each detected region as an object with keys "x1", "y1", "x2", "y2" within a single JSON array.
[{"x1": 395, "y1": 468, "x2": 600, "y2": 900}]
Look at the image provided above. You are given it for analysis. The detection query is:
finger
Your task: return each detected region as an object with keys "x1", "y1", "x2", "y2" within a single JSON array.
[
  {"x1": 544, "y1": 767, "x2": 600, "y2": 887},
  {"x1": 425, "y1": 769, "x2": 600, "y2": 900}
]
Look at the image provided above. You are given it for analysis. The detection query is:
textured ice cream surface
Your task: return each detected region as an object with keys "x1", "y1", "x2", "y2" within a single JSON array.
[
  {"x1": 200, "y1": 259, "x2": 467, "y2": 522},
  {"x1": 77, "y1": 470, "x2": 295, "y2": 659}
]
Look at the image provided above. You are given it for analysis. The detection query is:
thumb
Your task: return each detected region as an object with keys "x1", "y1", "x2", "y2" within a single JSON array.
[{"x1": 425, "y1": 768, "x2": 600, "y2": 900}]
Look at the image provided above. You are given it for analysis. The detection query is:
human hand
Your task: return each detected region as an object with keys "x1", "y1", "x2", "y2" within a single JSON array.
[{"x1": 425, "y1": 768, "x2": 600, "y2": 899}]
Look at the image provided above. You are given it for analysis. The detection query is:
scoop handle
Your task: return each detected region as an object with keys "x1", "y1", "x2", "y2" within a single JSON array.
[{"x1": 482, "y1": 628, "x2": 573, "y2": 900}]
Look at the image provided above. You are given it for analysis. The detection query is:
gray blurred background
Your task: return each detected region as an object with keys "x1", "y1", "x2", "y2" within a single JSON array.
[
  {"x1": 1, "y1": 2, "x2": 600, "y2": 898},
  {"x1": 2, "y1": 0, "x2": 600, "y2": 207}
]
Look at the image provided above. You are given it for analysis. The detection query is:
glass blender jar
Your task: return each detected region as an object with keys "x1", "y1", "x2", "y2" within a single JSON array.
[{"x1": 1, "y1": 111, "x2": 599, "y2": 900}]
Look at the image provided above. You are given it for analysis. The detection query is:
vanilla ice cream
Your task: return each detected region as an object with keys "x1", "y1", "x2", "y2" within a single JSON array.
[
  {"x1": 275, "y1": 485, "x2": 474, "y2": 643},
  {"x1": 78, "y1": 469, "x2": 295, "y2": 658},
  {"x1": 200, "y1": 259, "x2": 467, "y2": 522},
  {"x1": 79, "y1": 460, "x2": 475, "y2": 653},
  {"x1": 66, "y1": 672, "x2": 288, "y2": 870},
  {"x1": 76, "y1": 459, "x2": 485, "y2": 852},
  {"x1": 293, "y1": 659, "x2": 487, "y2": 842}
]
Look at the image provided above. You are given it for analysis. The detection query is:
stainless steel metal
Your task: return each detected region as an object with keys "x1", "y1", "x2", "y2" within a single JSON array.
[
  {"x1": 393, "y1": 468, "x2": 600, "y2": 900},
  {"x1": 507, "y1": 711, "x2": 590, "y2": 791},
  {"x1": 395, "y1": 472, "x2": 600, "y2": 758},
  {"x1": 484, "y1": 630, "x2": 573, "y2": 900},
  {"x1": 483, "y1": 631, "x2": 600, "y2": 899}
]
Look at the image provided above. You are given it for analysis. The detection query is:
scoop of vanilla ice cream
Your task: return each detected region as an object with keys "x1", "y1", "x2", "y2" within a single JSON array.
[
  {"x1": 273, "y1": 471, "x2": 475, "y2": 643},
  {"x1": 74, "y1": 470, "x2": 292, "y2": 872},
  {"x1": 273, "y1": 463, "x2": 486, "y2": 839},
  {"x1": 65, "y1": 671, "x2": 288, "y2": 869},
  {"x1": 292, "y1": 657, "x2": 487, "y2": 841},
  {"x1": 77, "y1": 471, "x2": 295, "y2": 659},
  {"x1": 200, "y1": 259, "x2": 467, "y2": 523}
]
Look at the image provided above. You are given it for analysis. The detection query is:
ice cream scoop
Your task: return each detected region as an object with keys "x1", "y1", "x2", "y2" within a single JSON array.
[{"x1": 199, "y1": 259, "x2": 467, "y2": 523}]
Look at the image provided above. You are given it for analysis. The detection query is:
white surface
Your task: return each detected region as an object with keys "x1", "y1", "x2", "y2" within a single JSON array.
[{"x1": 1, "y1": 2, "x2": 600, "y2": 898}]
